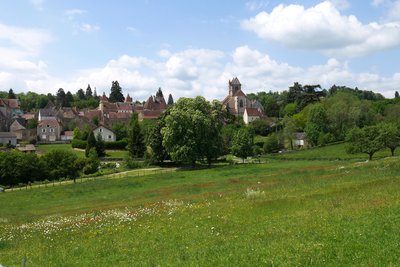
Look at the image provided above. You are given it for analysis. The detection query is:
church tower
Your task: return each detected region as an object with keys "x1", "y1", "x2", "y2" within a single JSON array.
[{"x1": 229, "y1": 77, "x2": 241, "y2": 96}]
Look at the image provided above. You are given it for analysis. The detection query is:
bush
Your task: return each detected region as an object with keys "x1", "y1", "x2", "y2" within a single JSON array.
[
  {"x1": 318, "y1": 132, "x2": 336, "y2": 146},
  {"x1": 71, "y1": 139, "x2": 87, "y2": 149},
  {"x1": 103, "y1": 139, "x2": 128, "y2": 150},
  {"x1": 263, "y1": 134, "x2": 280, "y2": 153},
  {"x1": 124, "y1": 156, "x2": 146, "y2": 169}
]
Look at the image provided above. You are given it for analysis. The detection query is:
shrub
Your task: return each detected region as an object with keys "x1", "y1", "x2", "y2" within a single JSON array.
[
  {"x1": 263, "y1": 134, "x2": 280, "y2": 153},
  {"x1": 71, "y1": 139, "x2": 87, "y2": 149},
  {"x1": 103, "y1": 139, "x2": 128, "y2": 150}
]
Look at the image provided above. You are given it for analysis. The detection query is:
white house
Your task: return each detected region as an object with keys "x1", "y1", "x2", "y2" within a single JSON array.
[
  {"x1": 243, "y1": 107, "x2": 263, "y2": 124},
  {"x1": 93, "y1": 125, "x2": 116, "y2": 142},
  {"x1": 293, "y1": 132, "x2": 307, "y2": 148},
  {"x1": 0, "y1": 132, "x2": 17, "y2": 146}
]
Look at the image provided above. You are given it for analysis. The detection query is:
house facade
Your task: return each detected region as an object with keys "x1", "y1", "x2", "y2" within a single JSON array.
[
  {"x1": 0, "y1": 132, "x2": 17, "y2": 146},
  {"x1": 37, "y1": 118, "x2": 61, "y2": 142},
  {"x1": 93, "y1": 125, "x2": 116, "y2": 142},
  {"x1": 243, "y1": 108, "x2": 264, "y2": 124}
]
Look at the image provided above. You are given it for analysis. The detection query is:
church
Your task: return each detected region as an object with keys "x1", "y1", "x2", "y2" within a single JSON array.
[{"x1": 221, "y1": 77, "x2": 264, "y2": 124}]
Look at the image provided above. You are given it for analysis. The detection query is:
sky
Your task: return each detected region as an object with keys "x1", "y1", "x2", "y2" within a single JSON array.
[{"x1": 0, "y1": 0, "x2": 400, "y2": 101}]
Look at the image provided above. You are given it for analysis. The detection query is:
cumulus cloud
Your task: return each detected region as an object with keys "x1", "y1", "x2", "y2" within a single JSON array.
[
  {"x1": 241, "y1": 1, "x2": 400, "y2": 57},
  {"x1": 65, "y1": 9, "x2": 86, "y2": 20},
  {"x1": 79, "y1": 23, "x2": 100, "y2": 33},
  {"x1": 245, "y1": 1, "x2": 269, "y2": 11}
]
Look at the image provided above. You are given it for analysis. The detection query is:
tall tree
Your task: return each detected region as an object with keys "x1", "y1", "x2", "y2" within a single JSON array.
[
  {"x1": 8, "y1": 88, "x2": 16, "y2": 99},
  {"x1": 95, "y1": 133, "x2": 106, "y2": 157},
  {"x1": 65, "y1": 91, "x2": 74, "y2": 107},
  {"x1": 395, "y1": 91, "x2": 399, "y2": 99},
  {"x1": 167, "y1": 94, "x2": 174, "y2": 106},
  {"x1": 127, "y1": 112, "x2": 145, "y2": 158},
  {"x1": 86, "y1": 84, "x2": 93, "y2": 98},
  {"x1": 77, "y1": 89, "x2": 85, "y2": 100},
  {"x1": 56, "y1": 88, "x2": 66, "y2": 106},
  {"x1": 85, "y1": 131, "x2": 97, "y2": 157},
  {"x1": 305, "y1": 103, "x2": 328, "y2": 146},
  {"x1": 147, "y1": 118, "x2": 168, "y2": 164},
  {"x1": 109, "y1": 81, "x2": 124, "y2": 102}
]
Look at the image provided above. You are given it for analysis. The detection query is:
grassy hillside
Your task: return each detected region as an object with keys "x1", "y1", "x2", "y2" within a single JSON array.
[{"x1": 1, "y1": 156, "x2": 400, "y2": 266}]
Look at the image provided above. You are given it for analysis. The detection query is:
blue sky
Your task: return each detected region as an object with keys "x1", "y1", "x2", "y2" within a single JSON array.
[{"x1": 1, "y1": 0, "x2": 400, "y2": 100}]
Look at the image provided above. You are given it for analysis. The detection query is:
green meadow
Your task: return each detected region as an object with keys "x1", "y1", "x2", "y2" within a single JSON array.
[
  {"x1": 1, "y1": 144, "x2": 400, "y2": 266},
  {"x1": 36, "y1": 143, "x2": 128, "y2": 159}
]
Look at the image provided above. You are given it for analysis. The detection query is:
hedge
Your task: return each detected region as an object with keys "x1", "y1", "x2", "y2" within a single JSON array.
[{"x1": 71, "y1": 139, "x2": 127, "y2": 150}]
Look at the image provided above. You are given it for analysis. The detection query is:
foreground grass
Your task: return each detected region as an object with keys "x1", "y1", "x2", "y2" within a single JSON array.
[{"x1": 1, "y1": 158, "x2": 400, "y2": 265}]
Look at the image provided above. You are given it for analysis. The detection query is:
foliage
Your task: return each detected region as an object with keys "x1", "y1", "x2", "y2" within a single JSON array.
[
  {"x1": 109, "y1": 81, "x2": 124, "y2": 103},
  {"x1": 378, "y1": 122, "x2": 400, "y2": 156},
  {"x1": 26, "y1": 118, "x2": 38, "y2": 129},
  {"x1": 0, "y1": 151, "x2": 44, "y2": 186},
  {"x1": 231, "y1": 128, "x2": 253, "y2": 162},
  {"x1": 41, "y1": 149, "x2": 80, "y2": 180},
  {"x1": 71, "y1": 139, "x2": 87, "y2": 149},
  {"x1": 85, "y1": 131, "x2": 97, "y2": 157},
  {"x1": 162, "y1": 97, "x2": 223, "y2": 165},
  {"x1": 146, "y1": 119, "x2": 168, "y2": 164},
  {"x1": 82, "y1": 148, "x2": 100, "y2": 175},
  {"x1": 112, "y1": 122, "x2": 127, "y2": 141},
  {"x1": 263, "y1": 133, "x2": 281, "y2": 153},
  {"x1": 305, "y1": 103, "x2": 328, "y2": 146},
  {"x1": 95, "y1": 133, "x2": 106, "y2": 157},
  {"x1": 167, "y1": 93, "x2": 174, "y2": 106},
  {"x1": 103, "y1": 140, "x2": 128, "y2": 150},
  {"x1": 127, "y1": 112, "x2": 145, "y2": 158},
  {"x1": 346, "y1": 125, "x2": 384, "y2": 160},
  {"x1": 248, "y1": 119, "x2": 271, "y2": 136},
  {"x1": 8, "y1": 88, "x2": 16, "y2": 99}
]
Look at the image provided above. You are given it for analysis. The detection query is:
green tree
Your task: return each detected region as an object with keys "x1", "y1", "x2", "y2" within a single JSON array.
[
  {"x1": 162, "y1": 97, "x2": 222, "y2": 166},
  {"x1": 77, "y1": 89, "x2": 86, "y2": 100},
  {"x1": 112, "y1": 122, "x2": 127, "y2": 140},
  {"x1": 127, "y1": 112, "x2": 145, "y2": 158},
  {"x1": 167, "y1": 94, "x2": 174, "y2": 106},
  {"x1": 346, "y1": 125, "x2": 384, "y2": 160},
  {"x1": 378, "y1": 122, "x2": 400, "y2": 156},
  {"x1": 8, "y1": 88, "x2": 16, "y2": 99},
  {"x1": 86, "y1": 131, "x2": 97, "y2": 157},
  {"x1": 395, "y1": 91, "x2": 399, "y2": 99},
  {"x1": 26, "y1": 118, "x2": 38, "y2": 129},
  {"x1": 263, "y1": 133, "x2": 280, "y2": 153},
  {"x1": 85, "y1": 84, "x2": 93, "y2": 98},
  {"x1": 231, "y1": 128, "x2": 253, "y2": 163},
  {"x1": 42, "y1": 149, "x2": 79, "y2": 180},
  {"x1": 95, "y1": 133, "x2": 106, "y2": 157},
  {"x1": 109, "y1": 81, "x2": 124, "y2": 103},
  {"x1": 305, "y1": 103, "x2": 328, "y2": 146},
  {"x1": 283, "y1": 116, "x2": 297, "y2": 150},
  {"x1": 146, "y1": 119, "x2": 168, "y2": 164},
  {"x1": 56, "y1": 88, "x2": 66, "y2": 106},
  {"x1": 65, "y1": 91, "x2": 74, "y2": 107}
]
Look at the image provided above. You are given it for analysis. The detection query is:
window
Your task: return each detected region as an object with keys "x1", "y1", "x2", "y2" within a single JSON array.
[
  {"x1": 42, "y1": 128, "x2": 46, "y2": 133},
  {"x1": 239, "y1": 99, "x2": 243, "y2": 108},
  {"x1": 108, "y1": 135, "x2": 112, "y2": 139},
  {"x1": 47, "y1": 125, "x2": 50, "y2": 127},
  {"x1": 50, "y1": 128, "x2": 54, "y2": 133},
  {"x1": 99, "y1": 128, "x2": 103, "y2": 132}
]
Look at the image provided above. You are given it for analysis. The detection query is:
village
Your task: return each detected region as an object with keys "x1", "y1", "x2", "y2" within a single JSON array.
[{"x1": 0, "y1": 78, "x2": 268, "y2": 149}]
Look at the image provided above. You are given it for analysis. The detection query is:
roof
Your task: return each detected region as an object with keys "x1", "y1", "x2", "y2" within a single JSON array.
[
  {"x1": 0, "y1": 99, "x2": 20, "y2": 109},
  {"x1": 100, "y1": 93, "x2": 109, "y2": 102},
  {"x1": 11, "y1": 118, "x2": 27, "y2": 128},
  {"x1": 21, "y1": 113, "x2": 36, "y2": 120},
  {"x1": 0, "y1": 132, "x2": 17, "y2": 138},
  {"x1": 116, "y1": 102, "x2": 134, "y2": 111},
  {"x1": 39, "y1": 108, "x2": 58, "y2": 118},
  {"x1": 139, "y1": 110, "x2": 163, "y2": 119},
  {"x1": 245, "y1": 108, "x2": 262, "y2": 117},
  {"x1": 230, "y1": 77, "x2": 241, "y2": 85},
  {"x1": 232, "y1": 89, "x2": 246, "y2": 97},
  {"x1": 93, "y1": 125, "x2": 115, "y2": 134},
  {"x1": 125, "y1": 94, "x2": 132, "y2": 103},
  {"x1": 38, "y1": 118, "x2": 60, "y2": 128}
]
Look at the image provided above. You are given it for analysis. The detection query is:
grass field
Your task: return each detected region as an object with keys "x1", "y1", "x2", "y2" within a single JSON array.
[
  {"x1": 36, "y1": 144, "x2": 128, "y2": 159},
  {"x1": 1, "y1": 148, "x2": 400, "y2": 266}
]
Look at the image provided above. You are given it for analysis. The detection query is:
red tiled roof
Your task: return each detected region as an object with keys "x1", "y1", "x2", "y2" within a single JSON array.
[
  {"x1": 38, "y1": 118, "x2": 60, "y2": 128},
  {"x1": 139, "y1": 110, "x2": 163, "y2": 119},
  {"x1": 245, "y1": 108, "x2": 262, "y2": 117},
  {"x1": 63, "y1": 131, "x2": 74, "y2": 136}
]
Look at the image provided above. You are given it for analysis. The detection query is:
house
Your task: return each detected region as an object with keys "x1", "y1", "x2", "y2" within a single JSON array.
[
  {"x1": 243, "y1": 108, "x2": 264, "y2": 124},
  {"x1": 137, "y1": 88, "x2": 167, "y2": 121},
  {"x1": 9, "y1": 118, "x2": 36, "y2": 141},
  {"x1": 93, "y1": 125, "x2": 116, "y2": 142},
  {"x1": 0, "y1": 98, "x2": 23, "y2": 118},
  {"x1": 0, "y1": 132, "x2": 17, "y2": 146},
  {"x1": 37, "y1": 118, "x2": 61, "y2": 142},
  {"x1": 222, "y1": 78, "x2": 264, "y2": 118},
  {"x1": 293, "y1": 132, "x2": 307, "y2": 148},
  {"x1": 61, "y1": 131, "x2": 74, "y2": 141}
]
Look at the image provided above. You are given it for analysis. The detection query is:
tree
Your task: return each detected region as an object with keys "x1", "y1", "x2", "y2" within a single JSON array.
[
  {"x1": 26, "y1": 118, "x2": 38, "y2": 129},
  {"x1": 56, "y1": 88, "x2": 66, "y2": 106},
  {"x1": 231, "y1": 128, "x2": 253, "y2": 163},
  {"x1": 65, "y1": 91, "x2": 74, "y2": 107},
  {"x1": 77, "y1": 89, "x2": 86, "y2": 100},
  {"x1": 346, "y1": 126, "x2": 384, "y2": 160},
  {"x1": 283, "y1": 116, "x2": 297, "y2": 150},
  {"x1": 42, "y1": 149, "x2": 79, "y2": 180},
  {"x1": 146, "y1": 119, "x2": 168, "y2": 164},
  {"x1": 109, "y1": 81, "x2": 124, "y2": 102},
  {"x1": 127, "y1": 112, "x2": 145, "y2": 158},
  {"x1": 156, "y1": 87, "x2": 164, "y2": 98},
  {"x1": 95, "y1": 133, "x2": 106, "y2": 157},
  {"x1": 305, "y1": 103, "x2": 328, "y2": 146},
  {"x1": 85, "y1": 131, "x2": 97, "y2": 157},
  {"x1": 8, "y1": 88, "x2": 16, "y2": 99},
  {"x1": 112, "y1": 122, "x2": 127, "y2": 140},
  {"x1": 395, "y1": 91, "x2": 399, "y2": 99},
  {"x1": 85, "y1": 84, "x2": 93, "y2": 98},
  {"x1": 167, "y1": 94, "x2": 174, "y2": 106},
  {"x1": 378, "y1": 122, "x2": 400, "y2": 156},
  {"x1": 263, "y1": 133, "x2": 280, "y2": 153}
]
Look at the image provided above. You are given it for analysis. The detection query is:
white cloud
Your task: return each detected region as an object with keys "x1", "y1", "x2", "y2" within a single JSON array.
[
  {"x1": 11, "y1": 46, "x2": 398, "y2": 100},
  {"x1": 372, "y1": 0, "x2": 385, "y2": 6},
  {"x1": 330, "y1": 0, "x2": 350, "y2": 10},
  {"x1": 245, "y1": 1, "x2": 269, "y2": 11},
  {"x1": 65, "y1": 9, "x2": 86, "y2": 20},
  {"x1": 127, "y1": 26, "x2": 137, "y2": 32},
  {"x1": 242, "y1": 1, "x2": 400, "y2": 57},
  {"x1": 79, "y1": 23, "x2": 100, "y2": 33}
]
